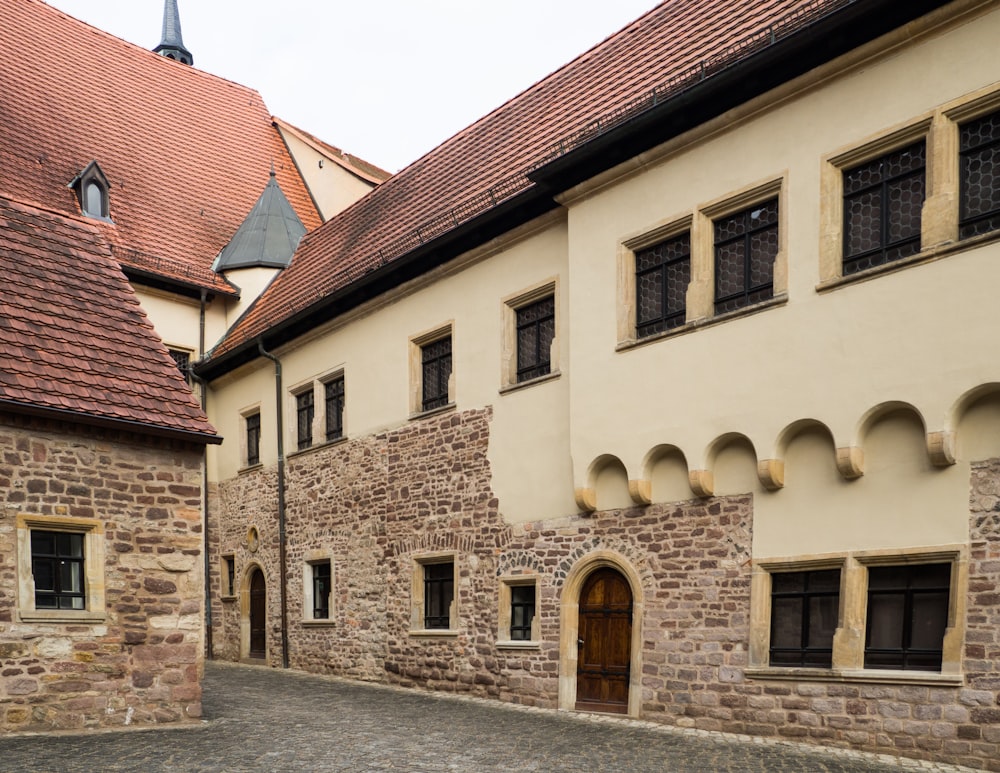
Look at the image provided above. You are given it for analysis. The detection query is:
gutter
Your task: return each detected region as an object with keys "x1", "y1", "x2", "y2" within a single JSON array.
[
  {"x1": 193, "y1": 290, "x2": 213, "y2": 660},
  {"x1": 257, "y1": 340, "x2": 290, "y2": 669}
]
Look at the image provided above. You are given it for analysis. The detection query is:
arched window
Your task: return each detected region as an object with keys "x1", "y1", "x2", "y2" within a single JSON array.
[
  {"x1": 69, "y1": 161, "x2": 112, "y2": 222},
  {"x1": 83, "y1": 181, "x2": 105, "y2": 218}
]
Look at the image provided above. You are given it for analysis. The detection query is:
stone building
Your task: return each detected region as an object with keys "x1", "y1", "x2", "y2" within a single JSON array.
[{"x1": 5, "y1": 0, "x2": 1000, "y2": 769}]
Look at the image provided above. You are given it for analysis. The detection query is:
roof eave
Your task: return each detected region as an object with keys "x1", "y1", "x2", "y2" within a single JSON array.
[
  {"x1": 0, "y1": 399, "x2": 222, "y2": 446},
  {"x1": 122, "y1": 265, "x2": 239, "y2": 300},
  {"x1": 529, "y1": 0, "x2": 957, "y2": 193}
]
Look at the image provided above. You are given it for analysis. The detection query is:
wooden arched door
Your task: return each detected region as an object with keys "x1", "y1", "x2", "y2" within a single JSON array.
[
  {"x1": 576, "y1": 567, "x2": 632, "y2": 714},
  {"x1": 248, "y1": 568, "x2": 267, "y2": 659}
]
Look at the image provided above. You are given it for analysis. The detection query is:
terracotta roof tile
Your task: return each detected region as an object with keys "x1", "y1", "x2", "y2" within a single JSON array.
[
  {"x1": 0, "y1": 195, "x2": 218, "y2": 441},
  {"x1": 211, "y1": 0, "x2": 845, "y2": 360},
  {"x1": 1, "y1": 0, "x2": 322, "y2": 296}
]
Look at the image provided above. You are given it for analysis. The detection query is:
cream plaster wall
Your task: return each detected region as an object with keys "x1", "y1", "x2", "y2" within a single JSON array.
[
  {"x1": 220, "y1": 267, "x2": 280, "y2": 330},
  {"x1": 278, "y1": 128, "x2": 381, "y2": 220},
  {"x1": 560, "y1": 6, "x2": 1000, "y2": 555},
  {"x1": 208, "y1": 218, "x2": 576, "y2": 523}
]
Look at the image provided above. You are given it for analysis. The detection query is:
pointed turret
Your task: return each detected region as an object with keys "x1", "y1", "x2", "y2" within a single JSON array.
[{"x1": 153, "y1": 0, "x2": 194, "y2": 66}]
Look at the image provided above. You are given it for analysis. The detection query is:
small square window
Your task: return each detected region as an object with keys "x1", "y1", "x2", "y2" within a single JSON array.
[
  {"x1": 842, "y1": 141, "x2": 926, "y2": 275},
  {"x1": 245, "y1": 412, "x2": 261, "y2": 467},
  {"x1": 865, "y1": 563, "x2": 950, "y2": 672},
  {"x1": 769, "y1": 569, "x2": 840, "y2": 668},
  {"x1": 325, "y1": 376, "x2": 345, "y2": 442},
  {"x1": 959, "y1": 109, "x2": 1000, "y2": 239},
  {"x1": 636, "y1": 232, "x2": 690, "y2": 338},
  {"x1": 421, "y1": 337, "x2": 452, "y2": 413},
  {"x1": 714, "y1": 198, "x2": 779, "y2": 314},
  {"x1": 516, "y1": 296, "x2": 555, "y2": 383},
  {"x1": 296, "y1": 389, "x2": 314, "y2": 450}
]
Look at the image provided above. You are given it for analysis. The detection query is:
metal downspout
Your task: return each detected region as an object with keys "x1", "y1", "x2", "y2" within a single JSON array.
[
  {"x1": 257, "y1": 340, "x2": 290, "y2": 669},
  {"x1": 195, "y1": 290, "x2": 213, "y2": 659}
]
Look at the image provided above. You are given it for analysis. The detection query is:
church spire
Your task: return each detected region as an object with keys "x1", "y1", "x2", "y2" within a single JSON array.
[{"x1": 153, "y1": 0, "x2": 194, "y2": 66}]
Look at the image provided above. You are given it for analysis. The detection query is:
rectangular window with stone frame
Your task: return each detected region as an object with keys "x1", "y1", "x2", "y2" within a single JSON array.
[
  {"x1": 325, "y1": 376, "x2": 345, "y2": 442},
  {"x1": 713, "y1": 198, "x2": 778, "y2": 314},
  {"x1": 310, "y1": 561, "x2": 332, "y2": 620},
  {"x1": 842, "y1": 141, "x2": 926, "y2": 276},
  {"x1": 421, "y1": 336, "x2": 452, "y2": 413},
  {"x1": 423, "y1": 560, "x2": 454, "y2": 629},
  {"x1": 959, "y1": 108, "x2": 1000, "y2": 239},
  {"x1": 636, "y1": 231, "x2": 690, "y2": 338},
  {"x1": 245, "y1": 411, "x2": 261, "y2": 467},
  {"x1": 769, "y1": 568, "x2": 840, "y2": 668},
  {"x1": 31, "y1": 530, "x2": 85, "y2": 611},
  {"x1": 296, "y1": 388, "x2": 314, "y2": 450},
  {"x1": 516, "y1": 296, "x2": 555, "y2": 383}
]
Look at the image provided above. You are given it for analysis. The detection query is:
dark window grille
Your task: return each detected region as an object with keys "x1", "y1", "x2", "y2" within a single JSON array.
[
  {"x1": 423, "y1": 561, "x2": 454, "y2": 629},
  {"x1": 960, "y1": 110, "x2": 1000, "y2": 239},
  {"x1": 246, "y1": 413, "x2": 261, "y2": 467},
  {"x1": 516, "y1": 297, "x2": 555, "y2": 382},
  {"x1": 312, "y1": 562, "x2": 331, "y2": 620},
  {"x1": 223, "y1": 556, "x2": 235, "y2": 596},
  {"x1": 421, "y1": 337, "x2": 452, "y2": 412},
  {"x1": 865, "y1": 563, "x2": 950, "y2": 671},
  {"x1": 509, "y1": 584, "x2": 536, "y2": 641},
  {"x1": 168, "y1": 349, "x2": 191, "y2": 385},
  {"x1": 636, "y1": 232, "x2": 690, "y2": 337},
  {"x1": 296, "y1": 390, "x2": 314, "y2": 450},
  {"x1": 325, "y1": 377, "x2": 345, "y2": 442},
  {"x1": 714, "y1": 198, "x2": 778, "y2": 314},
  {"x1": 31, "y1": 530, "x2": 85, "y2": 610},
  {"x1": 843, "y1": 141, "x2": 925, "y2": 275},
  {"x1": 769, "y1": 569, "x2": 840, "y2": 668}
]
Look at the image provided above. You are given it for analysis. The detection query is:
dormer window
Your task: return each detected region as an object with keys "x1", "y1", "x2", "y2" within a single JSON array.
[{"x1": 69, "y1": 161, "x2": 112, "y2": 222}]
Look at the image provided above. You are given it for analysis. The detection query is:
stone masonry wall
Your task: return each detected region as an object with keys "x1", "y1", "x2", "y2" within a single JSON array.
[
  {"x1": 210, "y1": 408, "x2": 1000, "y2": 770},
  {"x1": 0, "y1": 415, "x2": 205, "y2": 732}
]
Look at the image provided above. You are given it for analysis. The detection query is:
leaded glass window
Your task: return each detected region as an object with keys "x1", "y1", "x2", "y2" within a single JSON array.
[
  {"x1": 421, "y1": 337, "x2": 451, "y2": 412},
  {"x1": 31, "y1": 531, "x2": 85, "y2": 610},
  {"x1": 960, "y1": 110, "x2": 1000, "y2": 239},
  {"x1": 168, "y1": 348, "x2": 191, "y2": 385},
  {"x1": 865, "y1": 563, "x2": 950, "y2": 671},
  {"x1": 516, "y1": 297, "x2": 555, "y2": 382},
  {"x1": 325, "y1": 377, "x2": 345, "y2": 442},
  {"x1": 714, "y1": 199, "x2": 778, "y2": 314},
  {"x1": 296, "y1": 389, "x2": 314, "y2": 450},
  {"x1": 636, "y1": 232, "x2": 690, "y2": 337},
  {"x1": 769, "y1": 569, "x2": 840, "y2": 668},
  {"x1": 842, "y1": 141, "x2": 925, "y2": 275},
  {"x1": 423, "y1": 561, "x2": 454, "y2": 629},
  {"x1": 246, "y1": 412, "x2": 261, "y2": 467}
]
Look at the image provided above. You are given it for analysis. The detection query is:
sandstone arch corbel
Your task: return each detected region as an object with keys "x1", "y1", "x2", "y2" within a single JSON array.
[
  {"x1": 574, "y1": 488, "x2": 597, "y2": 513},
  {"x1": 927, "y1": 431, "x2": 956, "y2": 467},
  {"x1": 688, "y1": 469, "x2": 714, "y2": 498},
  {"x1": 836, "y1": 446, "x2": 864, "y2": 479},
  {"x1": 756, "y1": 459, "x2": 785, "y2": 491},
  {"x1": 627, "y1": 479, "x2": 652, "y2": 506}
]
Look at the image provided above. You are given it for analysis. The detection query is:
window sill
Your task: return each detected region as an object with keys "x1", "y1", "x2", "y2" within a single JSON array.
[
  {"x1": 409, "y1": 628, "x2": 460, "y2": 639},
  {"x1": 408, "y1": 403, "x2": 456, "y2": 422},
  {"x1": 239, "y1": 463, "x2": 264, "y2": 476},
  {"x1": 496, "y1": 640, "x2": 542, "y2": 650},
  {"x1": 302, "y1": 619, "x2": 337, "y2": 627},
  {"x1": 617, "y1": 293, "x2": 788, "y2": 354},
  {"x1": 499, "y1": 371, "x2": 560, "y2": 396},
  {"x1": 745, "y1": 667, "x2": 962, "y2": 687},
  {"x1": 19, "y1": 610, "x2": 107, "y2": 624},
  {"x1": 817, "y1": 229, "x2": 1000, "y2": 294},
  {"x1": 220, "y1": 594, "x2": 237, "y2": 602},
  {"x1": 287, "y1": 435, "x2": 349, "y2": 460}
]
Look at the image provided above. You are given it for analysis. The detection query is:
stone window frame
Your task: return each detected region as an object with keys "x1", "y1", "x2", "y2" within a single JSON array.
[
  {"x1": 291, "y1": 383, "x2": 315, "y2": 451},
  {"x1": 497, "y1": 574, "x2": 541, "y2": 649},
  {"x1": 240, "y1": 405, "x2": 262, "y2": 470},
  {"x1": 408, "y1": 322, "x2": 455, "y2": 419},
  {"x1": 747, "y1": 545, "x2": 967, "y2": 686},
  {"x1": 819, "y1": 86, "x2": 1000, "y2": 291},
  {"x1": 302, "y1": 550, "x2": 335, "y2": 626},
  {"x1": 322, "y1": 370, "x2": 347, "y2": 443},
  {"x1": 409, "y1": 552, "x2": 459, "y2": 638},
  {"x1": 221, "y1": 554, "x2": 236, "y2": 600},
  {"x1": 166, "y1": 346, "x2": 194, "y2": 386},
  {"x1": 500, "y1": 279, "x2": 560, "y2": 393},
  {"x1": 16, "y1": 514, "x2": 106, "y2": 624},
  {"x1": 616, "y1": 176, "x2": 788, "y2": 352}
]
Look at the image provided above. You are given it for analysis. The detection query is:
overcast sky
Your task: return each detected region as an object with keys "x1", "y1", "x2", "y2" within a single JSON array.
[{"x1": 46, "y1": 1, "x2": 658, "y2": 172}]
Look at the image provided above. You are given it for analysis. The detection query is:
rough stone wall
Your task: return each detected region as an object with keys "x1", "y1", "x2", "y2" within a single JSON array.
[
  {"x1": 210, "y1": 409, "x2": 1000, "y2": 770},
  {"x1": 0, "y1": 415, "x2": 204, "y2": 732}
]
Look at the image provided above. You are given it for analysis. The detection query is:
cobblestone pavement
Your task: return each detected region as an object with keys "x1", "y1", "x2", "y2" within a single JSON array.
[{"x1": 0, "y1": 662, "x2": 986, "y2": 773}]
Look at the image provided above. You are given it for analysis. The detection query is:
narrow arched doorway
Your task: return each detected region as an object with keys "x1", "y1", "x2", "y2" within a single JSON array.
[
  {"x1": 576, "y1": 567, "x2": 633, "y2": 714},
  {"x1": 248, "y1": 568, "x2": 267, "y2": 660}
]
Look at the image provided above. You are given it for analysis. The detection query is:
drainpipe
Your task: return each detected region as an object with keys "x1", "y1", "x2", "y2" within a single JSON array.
[
  {"x1": 257, "y1": 339, "x2": 290, "y2": 669},
  {"x1": 193, "y1": 290, "x2": 213, "y2": 659}
]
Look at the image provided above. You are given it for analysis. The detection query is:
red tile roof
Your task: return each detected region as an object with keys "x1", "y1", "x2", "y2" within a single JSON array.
[
  {"x1": 0, "y1": 195, "x2": 218, "y2": 442},
  {"x1": 209, "y1": 0, "x2": 847, "y2": 360},
  {"x1": 1, "y1": 0, "x2": 323, "y2": 296}
]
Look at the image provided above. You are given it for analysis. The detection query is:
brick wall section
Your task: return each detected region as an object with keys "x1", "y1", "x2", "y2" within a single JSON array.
[
  {"x1": 0, "y1": 415, "x2": 204, "y2": 732},
  {"x1": 210, "y1": 410, "x2": 1000, "y2": 770}
]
